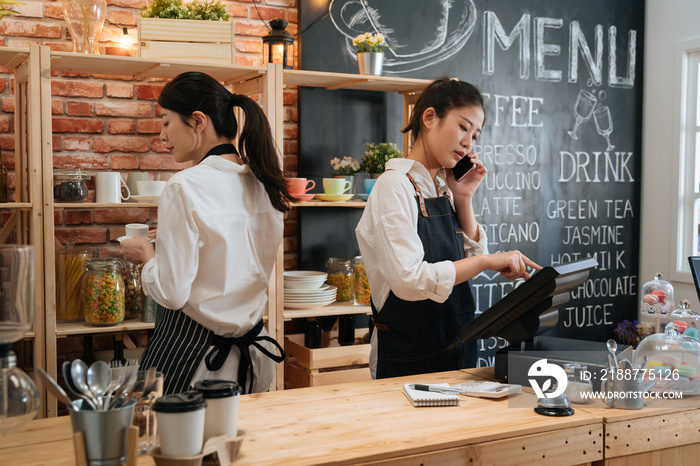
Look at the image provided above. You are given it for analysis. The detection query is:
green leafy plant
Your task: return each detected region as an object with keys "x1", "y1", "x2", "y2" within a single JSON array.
[
  {"x1": 0, "y1": 0, "x2": 24, "y2": 20},
  {"x1": 360, "y1": 143, "x2": 403, "y2": 174},
  {"x1": 142, "y1": 0, "x2": 230, "y2": 21}
]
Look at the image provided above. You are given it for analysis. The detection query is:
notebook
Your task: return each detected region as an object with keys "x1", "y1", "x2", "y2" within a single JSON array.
[{"x1": 402, "y1": 383, "x2": 460, "y2": 407}]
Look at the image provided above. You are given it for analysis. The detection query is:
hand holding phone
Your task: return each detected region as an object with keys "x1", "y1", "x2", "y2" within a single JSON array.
[{"x1": 452, "y1": 155, "x2": 475, "y2": 181}]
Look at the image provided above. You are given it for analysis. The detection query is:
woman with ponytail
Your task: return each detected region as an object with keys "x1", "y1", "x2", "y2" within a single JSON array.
[{"x1": 121, "y1": 71, "x2": 291, "y2": 394}]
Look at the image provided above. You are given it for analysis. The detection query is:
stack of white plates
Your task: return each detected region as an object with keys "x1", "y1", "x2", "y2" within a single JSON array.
[{"x1": 284, "y1": 271, "x2": 337, "y2": 309}]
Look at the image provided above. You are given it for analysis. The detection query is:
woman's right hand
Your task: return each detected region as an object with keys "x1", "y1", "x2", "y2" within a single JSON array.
[{"x1": 486, "y1": 251, "x2": 541, "y2": 280}]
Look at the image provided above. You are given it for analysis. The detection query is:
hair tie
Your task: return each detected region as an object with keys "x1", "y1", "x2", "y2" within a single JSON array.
[{"x1": 230, "y1": 92, "x2": 238, "y2": 106}]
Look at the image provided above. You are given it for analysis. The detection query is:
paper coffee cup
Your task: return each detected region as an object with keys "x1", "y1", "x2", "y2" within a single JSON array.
[
  {"x1": 193, "y1": 379, "x2": 241, "y2": 442},
  {"x1": 153, "y1": 392, "x2": 206, "y2": 457}
]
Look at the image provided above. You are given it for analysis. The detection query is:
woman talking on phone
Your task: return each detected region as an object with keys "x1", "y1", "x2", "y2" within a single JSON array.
[
  {"x1": 121, "y1": 72, "x2": 291, "y2": 394},
  {"x1": 356, "y1": 77, "x2": 540, "y2": 379}
]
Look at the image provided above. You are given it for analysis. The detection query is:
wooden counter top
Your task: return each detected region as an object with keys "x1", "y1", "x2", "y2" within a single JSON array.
[{"x1": 0, "y1": 369, "x2": 603, "y2": 466}]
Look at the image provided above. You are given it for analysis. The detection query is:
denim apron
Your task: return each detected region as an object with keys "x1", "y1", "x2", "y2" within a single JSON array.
[{"x1": 372, "y1": 173, "x2": 477, "y2": 379}]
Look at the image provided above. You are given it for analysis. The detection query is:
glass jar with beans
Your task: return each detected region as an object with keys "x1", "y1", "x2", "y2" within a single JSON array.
[
  {"x1": 117, "y1": 257, "x2": 144, "y2": 320},
  {"x1": 53, "y1": 169, "x2": 90, "y2": 202},
  {"x1": 82, "y1": 258, "x2": 125, "y2": 325},
  {"x1": 326, "y1": 257, "x2": 354, "y2": 302}
]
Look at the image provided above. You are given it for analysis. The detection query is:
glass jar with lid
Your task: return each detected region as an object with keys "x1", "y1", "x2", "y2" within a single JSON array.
[
  {"x1": 639, "y1": 272, "x2": 675, "y2": 332},
  {"x1": 114, "y1": 256, "x2": 144, "y2": 320},
  {"x1": 632, "y1": 322, "x2": 700, "y2": 395},
  {"x1": 53, "y1": 169, "x2": 90, "y2": 202},
  {"x1": 326, "y1": 257, "x2": 353, "y2": 302},
  {"x1": 668, "y1": 299, "x2": 700, "y2": 335},
  {"x1": 353, "y1": 256, "x2": 370, "y2": 305},
  {"x1": 82, "y1": 258, "x2": 125, "y2": 325}
]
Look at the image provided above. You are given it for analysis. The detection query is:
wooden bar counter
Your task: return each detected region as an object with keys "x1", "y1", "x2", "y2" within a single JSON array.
[{"x1": 1, "y1": 370, "x2": 602, "y2": 465}]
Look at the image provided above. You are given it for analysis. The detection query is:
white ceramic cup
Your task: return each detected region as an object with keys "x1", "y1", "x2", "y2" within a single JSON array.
[
  {"x1": 95, "y1": 172, "x2": 130, "y2": 203},
  {"x1": 126, "y1": 172, "x2": 150, "y2": 195},
  {"x1": 125, "y1": 223, "x2": 149, "y2": 238},
  {"x1": 137, "y1": 180, "x2": 166, "y2": 197},
  {"x1": 323, "y1": 178, "x2": 352, "y2": 195}
]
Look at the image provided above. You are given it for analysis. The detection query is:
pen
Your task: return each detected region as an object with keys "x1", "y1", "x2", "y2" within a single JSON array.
[{"x1": 412, "y1": 384, "x2": 464, "y2": 395}]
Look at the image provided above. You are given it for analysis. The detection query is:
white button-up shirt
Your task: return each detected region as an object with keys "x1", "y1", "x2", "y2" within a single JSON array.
[
  {"x1": 355, "y1": 158, "x2": 488, "y2": 377},
  {"x1": 140, "y1": 156, "x2": 282, "y2": 391}
]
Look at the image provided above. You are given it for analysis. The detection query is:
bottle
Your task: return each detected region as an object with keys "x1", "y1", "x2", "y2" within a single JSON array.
[
  {"x1": 338, "y1": 315, "x2": 355, "y2": 346},
  {"x1": 81, "y1": 334, "x2": 97, "y2": 366},
  {"x1": 112, "y1": 337, "x2": 126, "y2": 366},
  {"x1": 0, "y1": 160, "x2": 7, "y2": 202}
]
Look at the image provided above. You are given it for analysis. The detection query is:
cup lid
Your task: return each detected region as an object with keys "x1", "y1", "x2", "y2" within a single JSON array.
[
  {"x1": 153, "y1": 391, "x2": 206, "y2": 413},
  {"x1": 193, "y1": 379, "x2": 241, "y2": 398}
]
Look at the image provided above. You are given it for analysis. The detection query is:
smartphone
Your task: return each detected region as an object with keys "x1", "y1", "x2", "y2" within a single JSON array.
[{"x1": 452, "y1": 155, "x2": 475, "y2": 181}]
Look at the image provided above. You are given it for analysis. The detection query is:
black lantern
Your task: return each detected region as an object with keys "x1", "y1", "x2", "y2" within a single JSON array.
[{"x1": 262, "y1": 18, "x2": 294, "y2": 69}]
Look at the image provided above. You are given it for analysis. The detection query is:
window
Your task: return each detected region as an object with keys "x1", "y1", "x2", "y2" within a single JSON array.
[{"x1": 673, "y1": 40, "x2": 700, "y2": 279}]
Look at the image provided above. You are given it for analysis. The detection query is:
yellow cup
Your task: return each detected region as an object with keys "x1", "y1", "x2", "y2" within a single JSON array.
[{"x1": 323, "y1": 178, "x2": 352, "y2": 195}]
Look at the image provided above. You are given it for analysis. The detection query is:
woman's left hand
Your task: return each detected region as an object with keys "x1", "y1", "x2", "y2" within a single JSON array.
[
  {"x1": 120, "y1": 236, "x2": 155, "y2": 264},
  {"x1": 446, "y1": 152, "x2": 487, "y2": 198}
]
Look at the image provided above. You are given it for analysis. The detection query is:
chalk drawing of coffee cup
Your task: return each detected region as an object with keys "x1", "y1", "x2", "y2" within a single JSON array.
[{"x1": 329, "y1": 0, "x2": 477, "y2": 74}]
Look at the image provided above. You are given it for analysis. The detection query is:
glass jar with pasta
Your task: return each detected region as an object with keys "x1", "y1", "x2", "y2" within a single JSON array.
[
  {"x1": 56, "y1": 249, "x2": 92, "y2": 321},
  {"x1": 353, "y1": 256, "x2": 371, "y2": 305},
  {"x1": 82, "y1": 258, "x2": 125, "y2": 325},
  {"x1": 326, "y1": 257, "x2": 354, "y2": 302}
]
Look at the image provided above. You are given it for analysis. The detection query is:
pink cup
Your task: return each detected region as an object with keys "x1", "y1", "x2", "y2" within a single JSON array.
[{"x1": 286, "y1": 178, "x2": 315, "y2": 195}]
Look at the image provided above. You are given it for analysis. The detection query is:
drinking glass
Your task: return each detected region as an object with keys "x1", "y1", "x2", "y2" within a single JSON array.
[
  {"x1": 593, "y1": 105, "x2": 615, "y2": 151},
  {"x1": 131, "y1": 370, "x2": 164, "y2": 454},
  {"x1": 567, "y1": 89, "x2": 597, "y2": 140}
]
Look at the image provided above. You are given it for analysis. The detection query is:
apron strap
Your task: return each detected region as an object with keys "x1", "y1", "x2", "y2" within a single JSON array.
[
  {"x1": 204, "y1": 320, "x2": 286, "y2": 394},
  {"x1": 405, "y1": 173, "x2": 429, "y2": 217}
]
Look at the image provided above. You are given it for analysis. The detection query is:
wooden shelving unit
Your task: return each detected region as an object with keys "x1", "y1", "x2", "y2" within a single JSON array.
[
  {"x1": 0, "y1": 45, "x2": 48, "y2": 413},
  {"x1": 274, "y1": 69, "x2": 431, "y2": 388},
  {"x1": 37, "y1": 47, "x2": 280, "y2": 416}
]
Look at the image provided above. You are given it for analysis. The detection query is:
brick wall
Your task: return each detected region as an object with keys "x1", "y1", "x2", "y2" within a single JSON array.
[
  {"x1": 0, "y1": 0, "x2": 299, "y2": 263},
  {"x1": 0, "y1": 1, "x2": 300, "y2": 368}
]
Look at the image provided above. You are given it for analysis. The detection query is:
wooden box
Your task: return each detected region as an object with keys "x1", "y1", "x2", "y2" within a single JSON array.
[
  {"x1": 284, "y1": 330, "x2": 371, "y2": 388},
  {"x1": 138, "y1": 17, "x2": 235, "y2": 65}
]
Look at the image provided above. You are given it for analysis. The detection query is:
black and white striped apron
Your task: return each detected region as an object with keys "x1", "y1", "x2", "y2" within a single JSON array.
[
  {"x1": 140, "y1": 304, "x2": 212, "y2": 395},
  {"x1": 140, "y1": 304, "x2": 286, "y2": 395}
]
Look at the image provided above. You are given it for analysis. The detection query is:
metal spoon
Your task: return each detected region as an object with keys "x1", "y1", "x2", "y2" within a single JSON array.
[
  {"x1": 71, "y1": 359, "x2": 97, "y2": 408},
  {"x1": 63, "y1": 360, "x2": 97, "y2": 410},
  {"x1": 607, "y1": 339, "x2": 620, "y2": 371},
  {"x1": 87, "y1": 360, "x2": 111, "y2": 410}
]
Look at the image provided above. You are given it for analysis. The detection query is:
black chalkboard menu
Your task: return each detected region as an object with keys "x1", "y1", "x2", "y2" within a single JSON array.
[{"x1": 298, "y1": 0, "x2": 644, "y2": 365}]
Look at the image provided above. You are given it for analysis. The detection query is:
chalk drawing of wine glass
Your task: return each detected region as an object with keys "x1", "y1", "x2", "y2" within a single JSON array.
[
  {"x1": 567, "y1": 89, "x2": 598, "y2": 140},
  {"x1": 593, "y1": 105, "x2": 615, "y2": 151}
]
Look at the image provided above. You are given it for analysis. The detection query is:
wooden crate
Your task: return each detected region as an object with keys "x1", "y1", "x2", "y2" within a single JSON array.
[
  {"x1": 284, "y1": 330, "x2": 371, "y2": 388},
  {"x1": 138, "y1": 17, "x2": 235, "y2": 65}
]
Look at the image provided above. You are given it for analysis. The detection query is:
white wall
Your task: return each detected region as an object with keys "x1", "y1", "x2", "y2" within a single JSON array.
[{"x1": 640, "y1": 1, "x2": 700, "y2": 305}]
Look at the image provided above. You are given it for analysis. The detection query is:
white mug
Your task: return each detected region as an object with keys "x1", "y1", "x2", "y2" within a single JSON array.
[
  {"x1": 125, "y1": 223, "x2": 149, "y2": 238},
  {"x1": 126, "y1": 172, "x2": 150, "y2": 195},
  {"x1": 95, "y1": 172, "x2": 130, "y2": 203}
]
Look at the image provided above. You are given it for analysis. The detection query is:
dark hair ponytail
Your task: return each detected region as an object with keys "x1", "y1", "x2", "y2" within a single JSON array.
[
  {"x1": 403, "y1": 76, "x2": 486, "y2": 144},
  {"x1": 158, "y1": 71, "x2": 293, "y2": 212}
]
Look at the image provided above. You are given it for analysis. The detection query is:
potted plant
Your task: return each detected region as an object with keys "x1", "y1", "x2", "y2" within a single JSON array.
[
  {"x1": 330, "y1": 156, "x2": 360, "y2": 194},
  {"x1": 138, "y1": 0, "x2": 234, "y2": 64},
  {"x1": 352, "y1": 32, "x2": 390, "y2": 76},
  {"x1": 360, "y1": 143, "x2": 403, "y2": 177}
]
